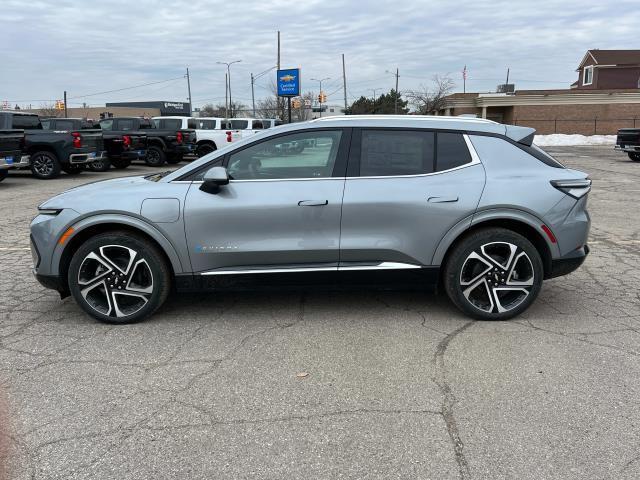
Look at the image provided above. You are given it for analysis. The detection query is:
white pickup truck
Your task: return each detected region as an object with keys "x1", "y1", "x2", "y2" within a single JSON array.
[
  {"x1": 153, "y1": 116, "x2": 236, "y2": 157},
  {"x1": 228, "y1": 118, "x2": 283, "y2": 139}
]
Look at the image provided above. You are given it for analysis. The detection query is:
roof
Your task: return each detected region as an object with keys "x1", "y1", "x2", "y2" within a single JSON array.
[{"x1": 578, "y1": 49, "x2": 640, "y2": 69}]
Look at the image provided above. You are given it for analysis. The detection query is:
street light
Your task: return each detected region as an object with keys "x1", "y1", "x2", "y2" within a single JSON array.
[
  {"x1": 310, "y1": 77, "x2": 330, "y2": 117},
  {"x1": 217, "y1": 60, "x2": 242, "y2": 117}
]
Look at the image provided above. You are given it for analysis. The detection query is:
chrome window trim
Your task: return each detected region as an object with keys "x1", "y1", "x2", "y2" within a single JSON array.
[{"x1": 169, "y1": 134, "x2": 482, "y2": 184}]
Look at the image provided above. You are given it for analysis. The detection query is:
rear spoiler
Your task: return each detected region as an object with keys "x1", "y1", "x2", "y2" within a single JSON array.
[{"x1": 505, "y1": 125, "x2": 535, "y2": 146}]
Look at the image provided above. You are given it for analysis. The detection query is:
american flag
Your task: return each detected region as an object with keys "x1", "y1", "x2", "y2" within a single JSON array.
[{"x1": 462, "y1": 65, "x2": 467, "y2": 81}]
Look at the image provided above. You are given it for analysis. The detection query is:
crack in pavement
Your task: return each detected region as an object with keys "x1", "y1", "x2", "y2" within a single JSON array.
[{"x1": 433, "y1": 321, "x2": 474, "y2": 480}]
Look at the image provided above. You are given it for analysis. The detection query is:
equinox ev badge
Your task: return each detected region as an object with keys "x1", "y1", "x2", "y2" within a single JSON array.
[{"x1": 195, "y1": 244, "x2": 239, "y2": 253}]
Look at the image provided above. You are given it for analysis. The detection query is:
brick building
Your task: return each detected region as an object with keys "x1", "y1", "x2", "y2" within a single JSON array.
[{"x1": 439, "y1": 50, "x2": 640, "y2": 134}]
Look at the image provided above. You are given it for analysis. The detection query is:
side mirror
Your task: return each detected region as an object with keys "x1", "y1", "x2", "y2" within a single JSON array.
[{"x1": 200, "y1": 166, "x2": 229, "y2": 194}]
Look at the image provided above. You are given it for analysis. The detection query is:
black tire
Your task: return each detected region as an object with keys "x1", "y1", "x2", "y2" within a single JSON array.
[
  {"x1": 145, "y1": 146, "x2": 166, "y2": 166},
  {"x1": 30, "y1": 151, "x2": 61, "y2": 179},
  {"x1": 166, "y1": 153, "x2": 183, "y2": 164},
  {"x1": 0, "y1": 170, "x2": 7, "y2": 182},
  {"x1": 196, "y1": 143, "x2": 216, "y2": 157},
  {"x1": 628, "y1": 152, "x2": 640, "y2": 162},
  {"x1": 110, "y1": 158, "x2": 131, "y2": 169},
  {"x1": 68, "y1": 231, "x2": 171, "y2": 324},
  {"x1": 443, "y1": 228, "x2": 544, "y2": 320},
  {"x1": 62, "y1": 164, "x2": 85, "y2": 175},
  {"x1": 88, "y1": 158, "x2": 111, "y2": 172}
]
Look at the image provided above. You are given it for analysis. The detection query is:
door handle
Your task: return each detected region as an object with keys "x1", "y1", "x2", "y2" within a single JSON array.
[
  {"x1": 428, "y1": 196, "x2": 459, "y2": 203},
  {"x1": 298, "y1": 200, "x2": 328, "y2": 206}
]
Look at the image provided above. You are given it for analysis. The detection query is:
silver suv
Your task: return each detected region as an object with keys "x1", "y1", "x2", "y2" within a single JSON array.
[{"x1": 30, "y1": 116, "x2": 591, "y2": 323}]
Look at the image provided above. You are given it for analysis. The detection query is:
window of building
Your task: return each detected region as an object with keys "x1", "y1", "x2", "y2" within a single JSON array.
[
  {"x1": 359, "y1": 130, "x2": 435, "y2": 177},
  {"x1": 583, "y1": 66, "x2": 594, "y2": 86},
  {"x1": 227, "y1": 130, "x2": 342, "y2": 180}
]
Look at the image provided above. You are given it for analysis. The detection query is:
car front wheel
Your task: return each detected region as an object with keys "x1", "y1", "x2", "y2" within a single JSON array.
[
  {"x1": 443, "y1": 228, "x2": 544, "y2": 320},
  {"x1": 628, "y1": 152, "x2": 640, "y2": 162},
  {"x1": 68, "y1": 232, "x2": 171, "y2": 323}
]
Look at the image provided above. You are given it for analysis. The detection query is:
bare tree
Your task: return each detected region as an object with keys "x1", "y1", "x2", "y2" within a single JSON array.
[
  {"x1": 406, "y1": 75, "x2": 455, "y2": 115},
  {"x1": 38, "y1": 102, "x2": 63, "y2": 118}
]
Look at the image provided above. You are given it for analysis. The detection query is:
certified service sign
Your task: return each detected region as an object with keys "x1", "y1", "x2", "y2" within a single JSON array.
[{"x1": 277, "y1": 68, "x2": 301, "y2": 97}]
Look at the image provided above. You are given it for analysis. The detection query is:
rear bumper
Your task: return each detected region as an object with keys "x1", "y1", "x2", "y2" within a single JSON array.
[
  {"x1": 69, "y1": 150, "x2": 106, "y2": 164},
  {"x1": 547, "y1": 244, "x2": 589, "y2": 279},
  {"x1": 0, "y1": 150, "x2": 23, "y2": 170},
  {"x1": 174, "y1": 144, "x2": 196, "y2": 154},
  {"x1": 614, "y1": 145, "x2": 640, "y2": 153}
]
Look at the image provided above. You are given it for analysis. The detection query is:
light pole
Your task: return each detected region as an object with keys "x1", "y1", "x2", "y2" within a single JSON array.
[
  {"x1": 251, "y1": 66, "x2": 277, "y2": 117},
  {"x1": 310, "y1": 77, "x2": 330, "y2": 117},
  {"x1": 385, "y1": 69, "x2": 400, "y2": 114},
  {"x1": 217, "y1": 60, "x2": 241, "y2": 117}
]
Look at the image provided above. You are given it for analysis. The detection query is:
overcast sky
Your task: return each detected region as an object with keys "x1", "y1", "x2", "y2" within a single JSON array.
[{"x1": 3, "y1": 0, "x2": 639, "y2": 110}]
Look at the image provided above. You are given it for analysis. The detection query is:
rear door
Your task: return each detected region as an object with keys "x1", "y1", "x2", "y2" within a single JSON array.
[
  {"x1": 339, "y1": 128, "x2": 485, "y2": 268},
  {"x1": 183, "y1": 128, "x2": 350, "y2": 273}
]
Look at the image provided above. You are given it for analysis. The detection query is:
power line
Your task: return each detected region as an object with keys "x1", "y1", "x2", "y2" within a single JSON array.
[{"x1": 67, "y1": 76, "x2": 186, "y2": 99}]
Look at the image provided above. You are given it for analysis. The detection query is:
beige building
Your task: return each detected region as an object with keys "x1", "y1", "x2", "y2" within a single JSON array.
[{"x1": 18, "y1": 106, "x2": 161, "y2": 121}]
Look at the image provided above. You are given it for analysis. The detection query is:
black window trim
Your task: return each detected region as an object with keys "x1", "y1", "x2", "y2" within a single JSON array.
[
  {"x1": 347, "y1": 127, "x2": 479, "y2": 179},
  {"x1": 176, "y1": 127, "x2": 353, "y2": 182}
]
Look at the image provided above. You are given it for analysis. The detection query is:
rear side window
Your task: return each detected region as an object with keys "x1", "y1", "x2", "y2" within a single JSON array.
[
  {"x1": 99, "y1": 119, "x2": 113, "y2": 130},
  {"x1": 360, "y1": 130, "x2": 435, "y2": 176},
  {"x1": 12, "y1": 115, "x2": 41, "y2": 130},
  {"x1": 198, "y1": 120, "x2": 217, "y2": 129},
  {"x1": 162, "y1": 119, "x2": 182, "y2": 130},
  {"x1": 41, "y1": 119, "x2": 51, "y2": 129},
  {"x1": 187, "y1": 119, "x2": 198, "y2": 129},
  {"x1": 230, "y1": 120, "x2": 249, "y2": 129},
  {"x1": 52, "y1": 119, "x2": 75, "y2": 131},
  {"x1": 118, "y1": 119, "x2": 135, "y2": 131},
  {"x1": 436, "y1": 132, "x2": 472, "y2": 171}
]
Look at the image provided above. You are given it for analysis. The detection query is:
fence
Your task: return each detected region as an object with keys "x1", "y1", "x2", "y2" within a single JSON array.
[{"x1": 512, "y1": 118, "x2": 638, "y2": 136}]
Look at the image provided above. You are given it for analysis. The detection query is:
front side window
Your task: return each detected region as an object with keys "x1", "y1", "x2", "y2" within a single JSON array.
[
  {"x1": 187, "y1": 119, "x2": 198, "y2": 129},
  {"x1": 583, "y1": 66, "x2": 594, "y2": 85},
  {"x1": 198, "y1": 120, "x2": 216, "y2": 130},
  {"x1": 41, "y1": 119, "x2": 51, "y2": 129},
  {"x1": 99, "y1": 119, "x2": 113, "y2": 130},
  {"x1": 162, "y1": 119, "x2": 182, "y2": 130},
  {"x1": 53, "y1": 119, "x2": 75, "y2": 131},
  {"x1": 227, "y1": 130, "x2": 342, "y2": 180},
  {"x1": 118, "y1": 119, "x2": 135, "y2": 131},
  {"x1": 436, "y1": 132, "x2": 472, "y2": 171},
  {"x1": 360, "y1": 130, "x2": 434, "y2": 177},
  {"x1": 230, "y1": 120, "x2": 249, "y2": 129}
]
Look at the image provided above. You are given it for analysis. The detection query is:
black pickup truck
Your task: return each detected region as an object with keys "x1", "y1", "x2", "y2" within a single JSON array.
[
  {"x1": 99, "y1": 117, "x2": 195, "y2": 166},
  {"x1": 0, "y1": 129, "x2": 25, "y2": 182},
  {"x1": 94, "y1": 117, "x2": 148, "y2": 169},
  {"x1": 0, "y1": 112, "x2": 105, "y2": 179},
  {"x1": 614, "y1": 128, "x2": 640, "y2": 162},
  {"x1": 43, "y1": 117, "x2": 140, "y2": 171}
]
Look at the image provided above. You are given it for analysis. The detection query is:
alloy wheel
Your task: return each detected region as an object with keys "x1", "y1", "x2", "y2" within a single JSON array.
[
  {"x1": 33, "y1": 154, "x2": 54, "y2": 176},
  {"x1": 459, "y1": 242, "x2": 535, "y2": 314},
  {"x1": 77, "y1": 245, "x2": 154, "y2": 319}
]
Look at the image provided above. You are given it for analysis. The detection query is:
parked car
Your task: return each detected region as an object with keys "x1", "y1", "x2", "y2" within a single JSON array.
[
  {"x1": 41, "y1": 117, "x2": 115, "y2": 172},
  {"x1": 154, "y1": 116, "x2": 235, "y2": 158},
  {"x1": 95, "y1": 117, "x2": 148, "y2": 170},
  {"x1": 614, "y1": 128, "x2": 640, "y2": 161},
  {"x1": 30, "y1": 116, "x2": 591, "y2": 324},
  {"x1": 0, "y1": 129, "x2": 25, "y2": 182},
  {"x1": 228, "y1": 118, "x2": 270, "y2": 139},
  {"x1": 261, "y1": 119, "x2": 283, "y2": 129},
  {"x1": 0, "y1": 112, "x2": 105, "y2": 179}
]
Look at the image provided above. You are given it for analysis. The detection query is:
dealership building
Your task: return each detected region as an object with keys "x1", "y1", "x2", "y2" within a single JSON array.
[{"x1": 105, "y1": 101, "x2": 191, "y2": 116}]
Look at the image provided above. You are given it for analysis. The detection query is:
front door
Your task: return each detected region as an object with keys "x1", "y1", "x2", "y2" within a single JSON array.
[
  {"x1": 340, "y1": 128, "x2": 486, "y2": 268},
  {"x1": 184, "y1": 128, "x2": 349, "y2": 273}
]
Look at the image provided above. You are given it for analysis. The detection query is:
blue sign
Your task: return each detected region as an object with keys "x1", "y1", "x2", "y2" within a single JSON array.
[{"x1": 277, "y1": 68, "x2": 301, "y2": 97}]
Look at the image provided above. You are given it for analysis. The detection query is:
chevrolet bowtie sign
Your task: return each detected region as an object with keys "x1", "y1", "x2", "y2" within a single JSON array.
[{"x1": 277, "y1": 68, "x2": 301, "y2": 97}]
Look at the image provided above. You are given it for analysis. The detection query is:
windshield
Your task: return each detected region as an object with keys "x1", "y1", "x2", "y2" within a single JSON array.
[{"x1": 144, "y1": 170, "x2": 174, "y2": 182}]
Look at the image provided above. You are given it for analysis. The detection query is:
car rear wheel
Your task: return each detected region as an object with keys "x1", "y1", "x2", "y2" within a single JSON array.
[
  {"x1": 68, "y1": 232, "x2": 171, "y2": 324},
  {"x1": 443, "y1": 228, "x2": 544, "y2": 320},
  {"x1": 88, "y1": 158, "x2": 111, "y2": 171},
  {"x1": 110, "y1": 158, "x2": 131, "y2": 169},
  {"x1": 145, "y1": 146, "x2": 166, "y2": 166},
  {"x1": 0, "y1": 170, "x2": 7, "y2": 182},
  {"x1": 196, "y1": 143, "x2": 216, "y2": 157},
  {"x1": 166, "y1": 153, "x2": 183, "y2": 164},
  {"x1": 628, "y1": 152, "x2": 640, "y2": 162},
  {"x1": 30, "y1": 151, "x2": 61, "y2": 179}
]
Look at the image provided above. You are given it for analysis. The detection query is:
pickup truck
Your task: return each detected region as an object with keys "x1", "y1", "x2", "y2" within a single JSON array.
[
  {"x1": 0, "y1": 129, "x2": 25, "y2": 182},
  {"x1": 101, "y1": 117, "x2": 195, "y2": 166},
  {"x1": 42, "y1": 117, "x2": 120, "y2": 171},
  {"x1": 0, "y1": 112, "x2": 105, "y2": 179},
  {"x1": 155, "y1": 116, "x2": 235, "y2": 157},
  {"x1": 615, "y1": 128, "x2": 640, "y2": 162}
]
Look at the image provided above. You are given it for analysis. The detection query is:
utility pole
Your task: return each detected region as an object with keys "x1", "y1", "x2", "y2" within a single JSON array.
[
  {"x1": 342, "y1": 53, "x2": 348, "y2": 112},
  {"x1": 251, "y1": 73, "x2": 256, "y2": 117},
  {"x1": 63, "y1": 90, "x2": 67, "y2": 118},
  {"x1": 217, "y1": 60, "x2": 241, "y2": 117},
  {"x1": 224, "y1": 72, "x2": 228, "y2": 118},
  {"x1": 185, "y1": 67, "x2": 192, "y2": 116},
  {"x1": 394, "y1": 68, "x2": 399, "y2": 114},
  {"x1": 277, "y1": 30, "x2": 281, "y2": 120},
  {"x1": 370, "y1": 88, "x2": 381, "y2": 114}
]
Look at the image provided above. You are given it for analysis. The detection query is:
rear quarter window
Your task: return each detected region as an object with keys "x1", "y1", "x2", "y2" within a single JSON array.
[
  {"x1": 436, "y1": 132, "x2": 472, "y2": 171},
  {"x1": 469, "y1": 134, "x2": 564, "y2": 170}
]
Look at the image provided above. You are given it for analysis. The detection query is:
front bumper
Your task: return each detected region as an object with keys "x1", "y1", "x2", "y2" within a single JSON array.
[
  {"x1": 69, "y1": 150, "x2": 107, "y2": 164},
  {"x1": 548, "y1": 244, "x2": 589, "y2": 279},
  {"x1": 614, "y1": 145, "x2": 640, "y2": 153}
]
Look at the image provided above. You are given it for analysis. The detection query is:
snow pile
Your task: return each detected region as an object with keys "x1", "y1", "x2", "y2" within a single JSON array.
[{"x1": 534, "y1": 134, "x2": 616, "y2": 147}]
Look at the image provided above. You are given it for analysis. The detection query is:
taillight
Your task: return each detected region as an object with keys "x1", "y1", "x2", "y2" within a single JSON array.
[
  {"x1": 226, "y1": 131, "x2": 232, "y2": 142},
  {"x1": 176, "y1": 131, "x2": 183, "y2": 144},
  {"x1": 72, "y1": 132, "x2": 82, "y2": 148},
  {"x1": 123, "y1": 135, "x2": 131, "y2": 147},
  {"x1": 550, "y1": 179, "x2": 591, "y2": 199}
]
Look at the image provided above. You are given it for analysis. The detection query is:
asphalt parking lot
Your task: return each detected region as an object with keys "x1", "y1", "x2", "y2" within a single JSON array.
[{"x1": 0, "y1": 147, "x2": 639, "y2": 480}]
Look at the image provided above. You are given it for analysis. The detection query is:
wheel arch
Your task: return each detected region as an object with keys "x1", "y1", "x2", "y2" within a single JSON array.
[
  {"x1": 54, "y1": 215, "x2": 185, "y2": 294},
  {"x1": 147, "y1": 138, "x2": 167, "y2": 150},
  {"x1": 196, "y1": 139, "x2": 217, "y2": 149},
  {"x1": 433, "y1": 209, "x2": 559, "y2": 278}
]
